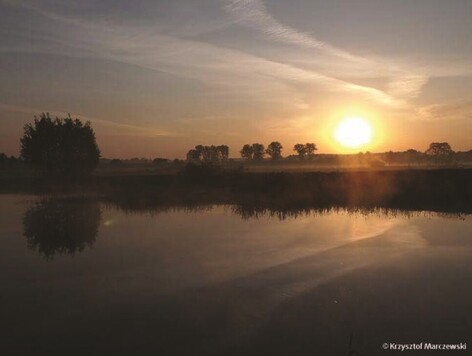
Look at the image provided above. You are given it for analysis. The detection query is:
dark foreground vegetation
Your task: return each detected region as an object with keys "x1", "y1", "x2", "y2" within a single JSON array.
[{"x1": 2, "y1": 168, "x2": 472, "y2": 217}]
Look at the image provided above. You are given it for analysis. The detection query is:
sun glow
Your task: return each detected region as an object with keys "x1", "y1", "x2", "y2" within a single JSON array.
[{"x1": 334, "y1": 117, "x2": 373, "y2": 149}]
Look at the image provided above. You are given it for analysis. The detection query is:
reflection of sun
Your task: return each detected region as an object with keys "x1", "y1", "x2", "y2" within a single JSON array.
[{"x1": 334, "y1": 117, "x2": 373, "y2": 149}]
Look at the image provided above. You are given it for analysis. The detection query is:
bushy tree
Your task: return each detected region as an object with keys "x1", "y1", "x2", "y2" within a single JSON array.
[
  {"x1": 266, "y1": 141, "x2": 283, "y2": 160},
  {"x1": 186, "y1": 144, "x2": 230, "y2": 164},
  {"x1": 425, "y1": 142, "x2": 453, "y2": 156},
  {"x1": 252, "y1": 143, "x2": 265, "y2": 160},
  {"x1": 217, "y1": 145, "x2": 229, "y2": 162},
  {"x1": 20, "y1": 113, "x2": 100, "y2": 176},
  {"x1": 240, "y1": 144, "x2": 253, "y2": 160},
  {"x1": 186, "y1": 149, "x2": 201, "y2": 162},
  {"x1": 305, "y1": 143, "x2": 317, "y2": 158},
  {"x1": 425, "y1": 142, "x2": 454, "y2": 165},
  {"x1": 293, "y1": 144, "x2": 307, "y2": 159}
]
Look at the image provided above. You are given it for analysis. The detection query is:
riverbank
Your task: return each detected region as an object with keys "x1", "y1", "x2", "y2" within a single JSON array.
[{"x1": 1, "y1": 168, "x2": 471, "y2": 215}]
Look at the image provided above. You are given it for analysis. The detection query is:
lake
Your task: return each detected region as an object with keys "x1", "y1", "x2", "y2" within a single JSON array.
[{"x1": 0, "y1": 194, "x2": 471, "y2": 355}]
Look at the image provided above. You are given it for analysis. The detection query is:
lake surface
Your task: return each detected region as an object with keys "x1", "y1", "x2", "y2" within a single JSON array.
[{"x1": 0, "y1": 194, "x2": 471, "y2": 355}]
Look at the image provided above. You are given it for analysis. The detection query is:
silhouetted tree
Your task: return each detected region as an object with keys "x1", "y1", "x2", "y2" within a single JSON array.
[
  {"x1": 305, "y1": 143, "x2": 317, "y2": 158},
  {"x1": 22, "y1": 198, "x2": 101, "y2": 260},
  {"x1": 266, "y1": 141, "x2": 283, "y2": 160},
  {"x1": 425, "y1": 142, "x2": 454, "y2": 165},
  {"x1": 187, "y1": 145, "x2": 229, "y2": 164},
  {"x1": 195, "y1": 145, "x2": 205, "y2": 159},
  {"x1": 20, "y1": 113, "x2": 100, "y2": 177},
  {"x1": 293, "y1": 144, "x2": 307, "y2": 159},
  {"x1": 217, "y1": 145, "x2": 229, "y2": 162},
  {"x1": 186, "y1": 149, "x2": 201, "y2": 162},
  {"x1": 425, "y1": 142, "x2": 453, "y2": 156},
  {"x1": 240, "y1": 144, "x2": 254, "y2": 160},
  {"x1": 252, "y1": 143, "x2": 265, "y2": 160}
]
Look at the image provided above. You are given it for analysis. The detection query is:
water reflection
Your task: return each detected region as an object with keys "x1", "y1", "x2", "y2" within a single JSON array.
[
  {"x1": 6, "y1": 194, "x2": 471, "y2": 355},
  {"x1": 104, "y1": 194, "x2": 467, "y2": 220},
  {"x1": 22, "y1": 194, "x2": 468, "y2": 260},
  {"x1": 22, "y1": 198, "x2": 101, "y2": 260}
]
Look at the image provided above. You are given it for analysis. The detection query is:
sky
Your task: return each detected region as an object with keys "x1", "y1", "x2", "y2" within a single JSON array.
[{"x1": 0, "y1": 0, "x2": 471, "y2": 158}]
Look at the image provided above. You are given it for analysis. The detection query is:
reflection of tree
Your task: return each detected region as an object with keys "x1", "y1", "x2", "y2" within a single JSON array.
[{"x1": 23, "y1": 198, "x2": 101, "y2": 260}]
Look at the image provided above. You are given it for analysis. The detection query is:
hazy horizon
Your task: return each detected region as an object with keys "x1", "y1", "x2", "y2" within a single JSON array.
[{"x1": 1, "y1": 0, "x2": 471, "y2": 158}]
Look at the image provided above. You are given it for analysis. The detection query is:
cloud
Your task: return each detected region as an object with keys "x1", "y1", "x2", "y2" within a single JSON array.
[
  {"x1": 417, "y1": 101, "x2": 472, "y2": 121},
  {"x1": 221, "y1": 0, "x2": 428, "y2": 101},
  {"x1": 222, "y1": 0, "x2": 365, "y2": 62},
  {"x1": 1, "y1": 0, "x2": 440, "y2": 119},
  {"x1": 0, "y1": 103, "x2": 176, "y2": 137}
]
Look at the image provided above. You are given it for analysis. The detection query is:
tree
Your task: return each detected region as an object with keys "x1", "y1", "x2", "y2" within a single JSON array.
[
  {"x1": 186, "y1": 149, "x2": 201, "y2": 162},
  {"x1": 252, "y1": 143, "x2": 265, "y2": 160},
  {"x1": 20, "y1": 113, "x2": 100, "y2": 177},
  {"x1": 305, "y1": 143, "x2": 317, "y2": 158},
  {"x1": 425, "y1": 142, "x2": 453, "y2": 156},
  {"x1": 425, "y1": 142, "x2": 454, "y2": 164},
  {"x1": 187, "y1": 144, "x2": 229, "y2": 164},
  {"x1": 266, "y1": 141, "x2": 283, "y2": 160},
  {"x1": 240, "y1": 144, "x2": 253, "y2": 160},
  {"x1": 293, "y1": 144, "x2": 307, "y2": 159},
  {"x1": 217, "y1": 145, "x2": 229, "y2": 162}
]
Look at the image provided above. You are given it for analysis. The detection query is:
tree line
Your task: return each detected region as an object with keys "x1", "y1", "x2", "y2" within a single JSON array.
[
  {"x1": 2, "y1": 113, "x2": 471, "y2": 177},
  {"x1": 186, "y1": 142, "x2": 318, "y2": 163}
]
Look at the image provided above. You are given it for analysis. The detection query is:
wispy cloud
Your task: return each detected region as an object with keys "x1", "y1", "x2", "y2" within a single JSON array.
[
  {"x1": 0, "y1": 103, "x2": 176, "y2": 137},
  {"x1": 221, "y1": 0, "x2": 428, "y2": 102},
  {"x1": 417, "y1": 101, "x2": 472, "y2": 121},
  {"x1": 5, "y1": 0, "x2": 465, "y2": 123},
  {"x1": 222, "y1": 0, "x2": 365, "y2": 63}
]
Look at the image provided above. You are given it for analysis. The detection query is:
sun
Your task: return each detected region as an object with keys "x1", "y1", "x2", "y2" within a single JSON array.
[{"x1": 334, "y1": 116, "x2": 373, "y2": 149}]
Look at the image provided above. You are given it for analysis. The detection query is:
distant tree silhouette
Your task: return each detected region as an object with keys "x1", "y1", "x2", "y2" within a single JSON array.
[
  {"x1": 20, "y1": 113, "x2": 100, "y2": 177},
  {"x1": 425, "y1": 142, "x2": 454, "y2": 165},
  {"x1": 425, "y1": 142, "x2": 453, "y2": 156},
  {"x1": 240, "y1": 144, "x2": 254, "y2": 160},
  {"x1": 293, "y1": 144, "x2": 307, "y2": 159},
  {"x1": 195, "y1": 145, "x2": 205, "y2": 159},
  {"x1": 305, "y1": 143, "x2": 317, "y2": 158},
  {"x1": 187, "y1": 145, "x2": 229, "y2": 164},
  {"x1": 294, "y1": 143, "x2": 317, "y2": 160},
  {"x1": 22, "y1": 198, "x2": 101, "y2": 260},
  {"x1": 186, "y1": 149, "x2": 201, "y2": 162},
  {"x1": 266, "y1": 141, "x2": 283, "y2": 160},
  {"x1": 217, "y1": 145, "x2": 229, "y2": 162},
  {"x1": 252, "y1": 143, "x2": 265, "y2": 160}
]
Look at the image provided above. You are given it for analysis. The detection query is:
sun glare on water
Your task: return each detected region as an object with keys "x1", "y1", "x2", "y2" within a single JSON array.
[{"x1": 334, "y1": 117, "x2": 373, "y2": 149}]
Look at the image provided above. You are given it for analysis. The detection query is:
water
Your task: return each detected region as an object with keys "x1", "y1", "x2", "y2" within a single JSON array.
[{"x1": 1, "y1": 194, "x2": 471, "y2": 355}]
